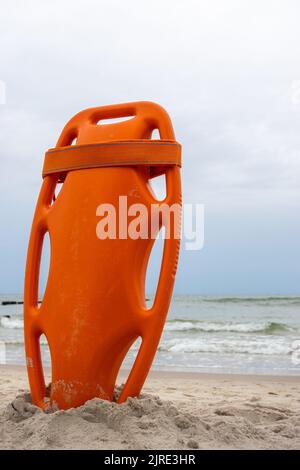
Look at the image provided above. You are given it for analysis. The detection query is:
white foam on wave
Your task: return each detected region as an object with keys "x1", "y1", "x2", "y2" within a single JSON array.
[
  {"x1": 0, "y1": 317, "x2": 24, "y2": 329},
  {"x1": 159, "y1": 337, "x2": 292, "y2": 356},
  {"x1": 165, "y1": 320, "x2": 294, "y2": 333}
]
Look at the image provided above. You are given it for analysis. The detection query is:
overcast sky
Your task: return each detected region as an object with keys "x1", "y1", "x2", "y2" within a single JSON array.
[{"x1": 0, "y1": 0, "x2": 300, "y2": 295}]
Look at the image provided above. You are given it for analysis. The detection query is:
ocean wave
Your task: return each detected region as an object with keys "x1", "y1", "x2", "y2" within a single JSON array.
[
  {"x1": 2, "y1": 338, "x2": 48, "y2": 345},
  {"x1": 165, "y1": 320, "x2": 295, "y2": 334},
  {"x1": 159, "y1": 338, "x2": 292, "y2": 356},
  {"x1": 0, "y1": 317, "x2": 23, "y2": 329},
  {"x1": 5, "y1": 337, "x2": 293, "y2": 356},
  {"x1": 1, "y1": 314, "x2": 296, "y2": 337}
]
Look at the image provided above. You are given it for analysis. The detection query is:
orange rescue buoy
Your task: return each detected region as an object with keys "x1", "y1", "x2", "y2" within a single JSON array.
[{"x1": 24, "y1": 101, "x2": 182, "y2": 409}]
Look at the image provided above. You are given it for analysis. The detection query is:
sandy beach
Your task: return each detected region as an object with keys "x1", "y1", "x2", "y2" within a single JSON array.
[{"x1": 0, "y1": 365, "x2": 299, "y2": 450}]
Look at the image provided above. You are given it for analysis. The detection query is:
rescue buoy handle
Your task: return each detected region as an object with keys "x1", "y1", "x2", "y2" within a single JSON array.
[
  {"x1": 56, "y1": 101, "x2": 175, "y2": 147},
  {"x1": 118, "y1": 166, "x2": 181, "y2": 403},
  {"x1": 24, "y1": 177, "x2": 57, "y2": 409}
]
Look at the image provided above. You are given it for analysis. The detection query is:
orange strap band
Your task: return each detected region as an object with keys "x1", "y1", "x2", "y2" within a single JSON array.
[{"x1": 43, "y1": 140, "x2": 181, "y2": 179}]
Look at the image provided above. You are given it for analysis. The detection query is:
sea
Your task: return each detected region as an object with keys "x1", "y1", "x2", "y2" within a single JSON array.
[{"x1": 1, "y1": 294, "x2": 300, "y2": 376}]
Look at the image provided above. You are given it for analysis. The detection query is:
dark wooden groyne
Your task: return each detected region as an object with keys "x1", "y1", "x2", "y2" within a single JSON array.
[{"x1": 1, "y1": 300, "x2": 42, "y2": 306}]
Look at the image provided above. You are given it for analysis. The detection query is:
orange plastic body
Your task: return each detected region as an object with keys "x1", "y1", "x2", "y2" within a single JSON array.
[{"x1": 24, "y1": 101, "x2": 181, "y2": 410}]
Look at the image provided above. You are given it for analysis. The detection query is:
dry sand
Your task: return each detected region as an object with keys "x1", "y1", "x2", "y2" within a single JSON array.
[{"x1": 0, "y1": 365, "x2": 299, "y2": 449}]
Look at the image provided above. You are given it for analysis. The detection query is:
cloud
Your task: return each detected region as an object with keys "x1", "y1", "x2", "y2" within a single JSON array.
[{"x1": 0, "y1": 0, "x2": 299, "y2": 293}]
